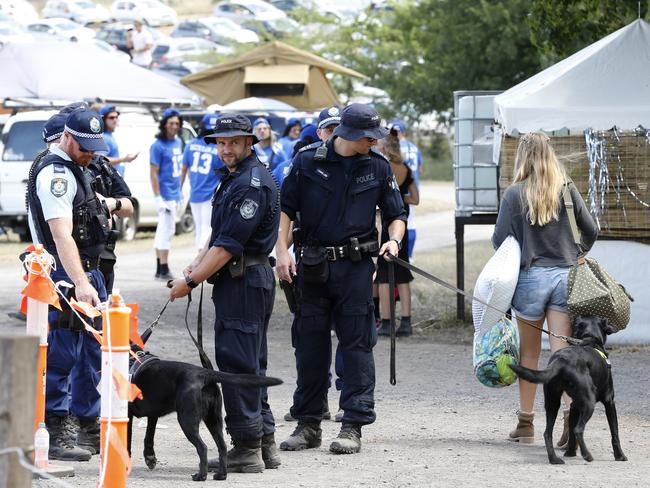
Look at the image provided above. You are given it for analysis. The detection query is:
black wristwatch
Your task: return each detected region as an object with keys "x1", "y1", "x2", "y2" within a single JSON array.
[
  {"x1": 389, "y1": 238, "x2": 402, "y2": 250},
  {"x1": 113, "y1": 198, "x2": 122, "y2": 213},
  {"x1": 185, "y1": 274, "x2": 199, "y2": 289}
]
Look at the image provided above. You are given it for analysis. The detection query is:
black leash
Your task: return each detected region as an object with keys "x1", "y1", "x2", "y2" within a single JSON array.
[
  {"x1": 388, "y1": 260, "x2": 397, "y2": 386},
  {"x1": 141, "y1": 298, "x2": 171, "y2": 344},
  {"x1": 385, "y1": 253, "x2": 582, "y2": 346},
  {"x1": 184, "y1": 283, "x2": 214, "y2": 370}
]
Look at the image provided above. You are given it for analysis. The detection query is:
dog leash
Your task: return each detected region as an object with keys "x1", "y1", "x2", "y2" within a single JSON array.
[
  {"x1": 184, "y1": 283, "x2": 214, "y2": 370},
  {"x1": 385, "y1": 253, "x2": 582, "y2": 346},
  {"x1": 140, "y1": 298, "x2": 171, "y2": 344},
  {"x1": 388, "y1": 260, "x2": 397, "y2": 385}
]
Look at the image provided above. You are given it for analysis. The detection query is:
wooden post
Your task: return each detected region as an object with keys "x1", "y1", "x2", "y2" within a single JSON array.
[{"x1": 0, "y1": 334, "x2": 38, "y2": 488}]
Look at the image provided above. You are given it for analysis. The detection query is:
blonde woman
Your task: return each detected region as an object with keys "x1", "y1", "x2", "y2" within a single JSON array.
[{"x1": 492, "y1": 132, "x2": 598, "y2": 445}]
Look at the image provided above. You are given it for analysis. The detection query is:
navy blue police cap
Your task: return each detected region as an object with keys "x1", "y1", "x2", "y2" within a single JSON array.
[
  {"x1": 204, "y1": 113, "x2": 259, "y2": 144},
  {"x1": 318, "y1": 106, "x2": 341, "y2": 129},
  {"x1": 333, "y1": 103, "x2": 389, "y2": 141},
  {"x1": 43, "y1": 113, "x2": 67, "y2": 143},
  {"x1": 64, "y1": 108, "x2": 108, "y2": 152}
]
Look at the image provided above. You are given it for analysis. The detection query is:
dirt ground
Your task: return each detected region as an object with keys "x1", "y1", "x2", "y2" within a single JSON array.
[{"x1": 0, "y1": 183, "x2": 648, "y2": 488}]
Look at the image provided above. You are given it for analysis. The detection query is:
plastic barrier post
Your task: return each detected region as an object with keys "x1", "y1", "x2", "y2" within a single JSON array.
[{"x1": 99, "y1": 290, "x2": 131, "y2": 488}]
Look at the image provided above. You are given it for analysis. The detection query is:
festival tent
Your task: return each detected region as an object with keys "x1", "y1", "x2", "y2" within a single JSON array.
[
  {"x1": 494, "y1": 19, "x2": 650, "y2": 134},
  {"x1": 181, "y1": 41, "x2": 366, "y2": 110},
  {"x1": 0, "y1": 41, "x2": 200, "y2": 105}
]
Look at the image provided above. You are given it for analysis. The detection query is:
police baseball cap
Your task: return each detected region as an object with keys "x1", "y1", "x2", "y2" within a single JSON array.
[
  {"x1": 64, "y1": 109, "x2": 108, "y2": 153},
  {"x1": 333, "y1": 103, "x2": 389, "y2": 141},
  {"x1": 99, "y1": 104, "x2": 120, "y2": 118},
  {"x1": 43, "y1": 113, "x2": 67, "y2": 143},
  {"x1": 389, "y1": 119, "x2": 407, "y2": 133},
  {"x1": 204, "y1": 113, "x2": 259, "y2": 144},
  {"x1": 60, "y1": 101, "x2": 89, "y2": 115},
  {"x1": 202, "y1": 113, "x2": 218, "y2": 131},
  {"x1": 318, "y1": 106, "x2": 341, "y2": 129}
]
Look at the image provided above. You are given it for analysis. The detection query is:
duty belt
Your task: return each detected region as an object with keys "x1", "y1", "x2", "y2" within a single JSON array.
[
  {"x1": 53, "y1": 255, "x2": 101, "y2": 271},
  {"x1": 299, "y1": 241, "x2": 379, "y2": 261}
]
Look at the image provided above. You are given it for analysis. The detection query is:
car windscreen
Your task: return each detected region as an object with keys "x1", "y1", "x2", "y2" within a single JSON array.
[{"x1": 2, "y1": 121, "x2": 47, "y2": 161}]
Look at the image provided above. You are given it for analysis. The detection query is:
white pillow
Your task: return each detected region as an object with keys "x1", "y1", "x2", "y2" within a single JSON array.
[{"x1": 472, "y1": 236, "x2": 521, "y2": 335}]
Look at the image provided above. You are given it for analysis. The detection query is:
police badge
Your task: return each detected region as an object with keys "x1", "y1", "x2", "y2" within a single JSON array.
[
  {"x1": 50, "y1": 177, "x2": 68, "y2": 197},
  {"x1": 239, "y1": 199, "x2": 258, "y2": 220},
  {"x1": 89, "y1": 117, "x2": 101, "y2": 133}
]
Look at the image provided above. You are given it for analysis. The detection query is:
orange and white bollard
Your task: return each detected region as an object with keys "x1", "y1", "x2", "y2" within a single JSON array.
[
  {"x1": 99, "y1": 290, "x2": 131, "y2": 488},
  {"x1": 24, "y1": 244, "x2": 52, "y2": 433}
]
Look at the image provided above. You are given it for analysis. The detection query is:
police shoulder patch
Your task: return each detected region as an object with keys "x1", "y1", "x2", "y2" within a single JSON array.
[
  {"x1": 239, "y1": 198, "x2": 259, "y2": 220},
  {"x1": 250, "y1": 166, "x2": 262, "y2": 188},
  {"x1": 50, "y1": 177, "x2": 68, "y2": 197}
]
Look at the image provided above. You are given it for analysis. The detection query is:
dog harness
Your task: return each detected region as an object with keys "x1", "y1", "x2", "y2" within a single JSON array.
[
  {"x1": 129, "y1": 350, "x2": 160, "y2": 381},
  {"x1": 594, "y1": 347, "x2": 612, "y2": 368}
]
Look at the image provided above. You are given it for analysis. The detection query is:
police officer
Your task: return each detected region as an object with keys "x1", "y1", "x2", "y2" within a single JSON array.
[
  {"x1": 27, "y1": 108, "x2": 112, "y2": 462},
  {"x1": 181, "y1": 113, "x2": 223, "y2": 250},
  {"x1": 276, "y1": 103, "x2": 406, "y2": 454},
  {"x1": 168, "y1": 114, "x2": 281, "y2": 474}
]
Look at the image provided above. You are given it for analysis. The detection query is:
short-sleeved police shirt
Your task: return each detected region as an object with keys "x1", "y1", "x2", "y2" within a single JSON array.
[
  {"x1": 150, "y1": 137, "x2": 183, "y2": 201},
  {"x1": 182, "y1": 137, "x2": 222, "y2": 203}
]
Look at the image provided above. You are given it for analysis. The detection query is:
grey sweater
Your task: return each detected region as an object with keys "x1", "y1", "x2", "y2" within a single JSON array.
[{"x1": 492, "y1": 182, "x2": 598, "y2": 270}]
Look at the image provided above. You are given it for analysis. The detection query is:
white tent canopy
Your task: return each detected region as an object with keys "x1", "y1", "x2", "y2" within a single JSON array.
[
  {"x1": 495, "y1": 19, "x2": 650, "y2": 135},
  {"x1": 0, "y1": 41, "x2": 200, "y2": 105}
]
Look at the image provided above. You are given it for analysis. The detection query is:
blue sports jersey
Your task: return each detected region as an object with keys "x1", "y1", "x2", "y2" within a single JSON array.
[
  {"x1": 150, "y1": 137, "x2": 183, "y2": 201},
  {"x1": 102, "y1": 131, "x2": 124, "y2": 176},
  {"x1": 182, "y1": 137, "x2": 222, "y2": 203},
  {"x1": 255, "y1": 143, "x2": 288, "y2": 171},
  {"x1": 272, "y1": 160, "x2": 291, "y2": 187},
  {"x1": 278, "y1": 136, "x2": 299, "y2": 159},
  {"x1": 400, "y1": 139, "x2": 422, "y2": 185}
]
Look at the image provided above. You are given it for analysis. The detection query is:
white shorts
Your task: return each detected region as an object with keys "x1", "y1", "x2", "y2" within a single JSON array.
[
  {"x1": 190, "y1": 200, "x2": 213, "y2": 250},
  {"x1": 154, "y1": 200, "x2": 177, "y2": 250}
]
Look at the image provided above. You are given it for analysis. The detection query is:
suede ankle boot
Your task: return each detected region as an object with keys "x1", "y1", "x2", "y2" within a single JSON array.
[
  {"x1": 556, "y1": 409, "x2": 570, "y2": 449},
  {"x1": 508, "y1": 410, "x2": 534, "y2": 443}
]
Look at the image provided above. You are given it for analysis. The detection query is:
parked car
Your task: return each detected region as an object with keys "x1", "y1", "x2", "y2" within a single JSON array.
[
  {"x1": 84, "y1": 37, "x2": 132, "y2": 61},
  {"x1": 152, "y1": 60, "x2": 210, "y2": 80},
  {"x1": 213, "y1": 0, "x2": 297, "y2": 37},
  {"x1": 152, "y1": 37, "x2": 232, "y2": 67},
  {"x1": 0, "y1": 19, "x2": 33, "y2": 43},
  {"x1": 27, "y1": 18, "x2": 96, "y2": 41},
  {"x1": 0, "y1": 110, "x2": 196, "y2": 241},
  {"x1": 96, "y1": 21, "x2": 165, "y2": 56},
  {"x1": 0, "y1": 0, "x2": 38, "y2": 24},
  {"x1": 171, "y1": 17, "x2": 258, "y2": 46},
  {"x1": 110, "y1": 0, "x2": 177, "y2": 27},
  {"x1": 42, "y1": 0, "x2": 110, "y2": 25}
]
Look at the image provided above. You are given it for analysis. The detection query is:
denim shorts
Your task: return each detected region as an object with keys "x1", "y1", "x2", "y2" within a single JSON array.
[{"x1": 511, "y1": 266, "x2": 571, "y2": 321}]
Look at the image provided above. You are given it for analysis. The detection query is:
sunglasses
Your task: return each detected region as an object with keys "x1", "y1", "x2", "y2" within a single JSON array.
[{"x1": 106, "y1": 115, "x2": 118, "y2": 120}]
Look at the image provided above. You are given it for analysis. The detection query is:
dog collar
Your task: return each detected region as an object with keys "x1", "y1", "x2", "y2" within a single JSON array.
[
  {"x1": 129, "y1": 350, "x2": 160, "y2": 382},
  {"x1": 595, "y1": 348, "x2": 611, "y2": 367}
]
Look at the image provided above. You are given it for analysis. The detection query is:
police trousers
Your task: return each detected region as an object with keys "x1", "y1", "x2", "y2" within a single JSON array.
[
  {"x1": 46, "y1": 267, "x2": 107, "y2": 419},
  {"x1": 290, "y1": 257, "x2": 377, "y2": 425},
  {"x1": 212, "y1": 264, "x2": 276, "y2": 441}
]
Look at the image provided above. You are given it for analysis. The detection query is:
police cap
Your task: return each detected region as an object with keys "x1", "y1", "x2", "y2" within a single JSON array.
[
  {"x1": 318, "y1": 106, "x2": 341, "y2": 129},
  {"x1": 333, "y1": 103, "x2": 389, "y2": 141},
  {"x1": 64, "y1": 108, "x2": 108, "y2": 153},
  {"x1": 43, "y1": 113, "x2": 67, "y2": 143},
  {"x1": 204, "y1": 113, "x2": 259, "y2": 144}
]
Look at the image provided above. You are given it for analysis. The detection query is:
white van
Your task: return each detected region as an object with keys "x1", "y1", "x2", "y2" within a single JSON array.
[{"x1": 0, "y1": 109, "x2": 196, "y2": 241}]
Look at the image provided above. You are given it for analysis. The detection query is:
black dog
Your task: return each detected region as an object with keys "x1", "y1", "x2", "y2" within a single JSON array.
[
  {"x1": 509, "y1": 316, "x2": 627, "y2": 465},
  {"x1": 127, "y1": 346, "x2": 282, "y2": 481}
]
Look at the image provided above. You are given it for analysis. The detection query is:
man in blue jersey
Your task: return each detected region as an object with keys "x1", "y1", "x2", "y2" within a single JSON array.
[
  {"x1": 182, "y1": 113, "x2": 223, "y2": 250},
  {"x1": 253, "y1": 117, "x2": 288, "y2": 171},
  {"x1": 390, "y1": 120, "x2": 422, "y2": 258},
  {"x1": 150, "y1": 108, "x2": 184, "y2": 280},
  {"x1": 99, "y1": 105, "x2": 138, "y2": 177}
]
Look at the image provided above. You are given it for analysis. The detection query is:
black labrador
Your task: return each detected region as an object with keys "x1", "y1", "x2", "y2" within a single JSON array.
[
  {"x1": 509, "y1": 315, "x2": 627, "y2": 465},
  {"x1": 127, "y1": 346, "x2": 282, "y2": 481}
]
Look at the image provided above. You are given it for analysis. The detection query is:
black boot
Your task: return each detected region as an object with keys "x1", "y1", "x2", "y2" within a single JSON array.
[
  {"x1": 329, "y1": 423, "x2": 362, "y2": 454},
  {"x1": 46, "y1": 415, "x2": 92, "y2": 462},
  {"x1": 279, "y1": 422, "x2": 322, "y2": 451},
  {"x1": 396, "y1": 316, "x2": 412, "y2": 337},
  {"x1": 77, "y1": 417, "x2": 101, "y2": 455},
  {"x1": 377, "y1": 319, "x2": 391, "y2": 336},
  {"x1": 261, "y1": 433, "x2": 281, "y2": 469}
]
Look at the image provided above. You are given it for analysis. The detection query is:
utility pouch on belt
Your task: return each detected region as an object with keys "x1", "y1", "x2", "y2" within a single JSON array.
[
  {"x1": 349, "y1": 237, "x2": 362, "y2": 262},
  {"x1": 280, "y1": 279, "x2": 298, "y2": 313},
  {"x1": 301, "y1": 247, "x2": 329, "y2": 284},
  {"x1": 229, "y1": 255, "x2": 245, "y2": 279}
]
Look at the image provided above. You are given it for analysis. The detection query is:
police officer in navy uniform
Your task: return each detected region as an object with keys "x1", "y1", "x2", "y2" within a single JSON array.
[
  {"x1": 27, "y1": 108, "x2": 113, "y2": 462},
  {"x1": 168, "y1": 114, "x2": 281, "y2": 475},
  {"x1": 276, "y1": 103, "x2": 406, "y2": 454}
]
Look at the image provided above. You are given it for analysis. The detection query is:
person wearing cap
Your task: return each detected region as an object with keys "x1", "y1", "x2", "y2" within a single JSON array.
[
  {"x1": 389, "y1": 119, "x2": 422, "y2": 258},
  {"x1": 168, "y1": 113, "x2": 281, "y2": 474},
  {"x1": 26, "y1": 108, "x2": 116, "y2": 463},
  {"x1": 150, "y1": 108, "x2": 184, "y2": 280},
  {"x1": 252, "y1": 117, "x2": 288, "y2": 171},
  {"x1": 130, "y1": 19, "x2": 154, "y2": 68},
  {"x1": 276, "y1": 103, "x2": 406, "y2": 455},
  {"x1": 278, "y1": 117, "x2": 302, "y2": 158},
  {"x1": 181, "y1": 113, "x2": 223, "y2": 250},
  {"x1": 98, "y1": 105, "x2": 139, "y2": 177}
]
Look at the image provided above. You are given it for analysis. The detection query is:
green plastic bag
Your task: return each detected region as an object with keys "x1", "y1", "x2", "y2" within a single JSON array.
[{"x1": 473, "y1": 317, "x2": 519, "y2": 388}]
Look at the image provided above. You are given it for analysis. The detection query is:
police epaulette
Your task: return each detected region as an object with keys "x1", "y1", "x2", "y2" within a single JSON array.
[
  {"x1": 250, "y1": 166, "x2": 262, "y2": 188},
  {"x1": 370, "y1": 147, "x2": 390, "y2": 162},
  {"x1": 298, "y1": 141, "x2": 323, "y2": 153}
]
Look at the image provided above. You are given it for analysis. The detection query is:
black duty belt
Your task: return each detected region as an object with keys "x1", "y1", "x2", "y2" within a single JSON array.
[
  {"x1": 243, "y1": 253, "x2": 273, "y2": 267},
  {"x1": 299, "y1": 241, "x2": 379, "y2": 261},
  {"x1": 53, "y1": 255, "x2": 101, "y2": 271}
]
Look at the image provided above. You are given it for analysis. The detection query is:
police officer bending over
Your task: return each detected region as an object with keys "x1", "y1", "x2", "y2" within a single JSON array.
[
  {"x1": 169, "y1": 114, "x2": 281, "y2": 474},
  {"x1": 27, "y1": 108, "x2": 114, "y2": 462},
  {"x1": 276, "y1": 103, "x2": 406, "y2": 454}
]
